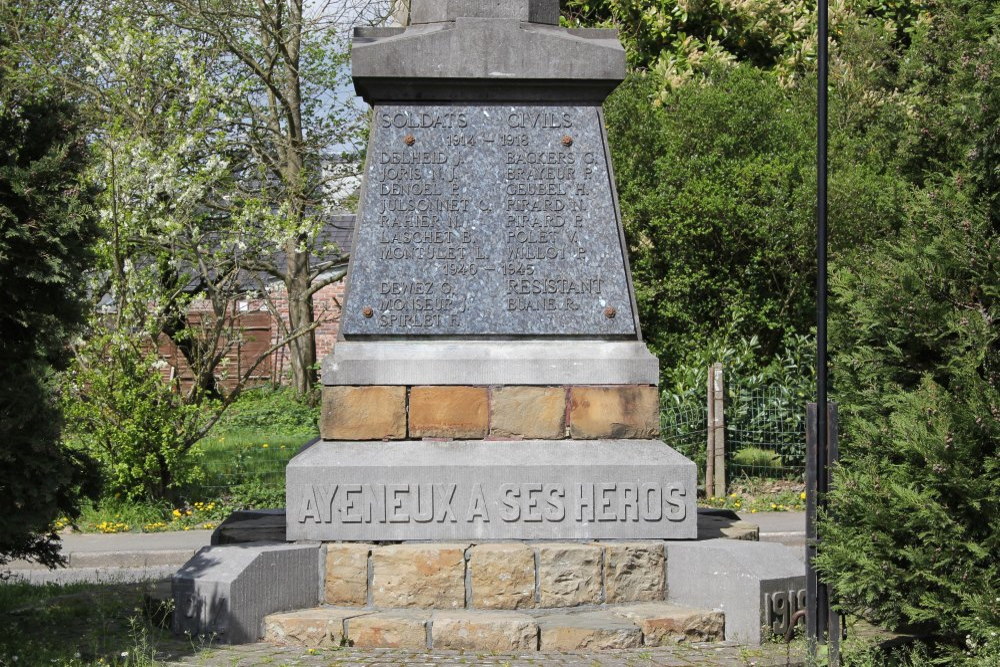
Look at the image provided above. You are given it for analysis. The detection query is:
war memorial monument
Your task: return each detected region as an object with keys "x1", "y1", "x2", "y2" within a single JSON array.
[{"x1": 173, "y1": 0, "x2": 806, "y2": 651}]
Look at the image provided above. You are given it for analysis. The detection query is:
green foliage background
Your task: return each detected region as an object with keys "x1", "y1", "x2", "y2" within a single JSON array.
[
  {"x1": 0, "y1": 17, "x2": 100, "y2": 566},
  {"x1": 572, "y1": 0, "x2": 999, "y2": 657}
]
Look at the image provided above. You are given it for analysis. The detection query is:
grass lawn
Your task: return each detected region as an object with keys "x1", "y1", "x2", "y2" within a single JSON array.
[
  {"x1": 72, "y1": 429, "x2": 315, "y2": 535},
  {"x1": 699, "y1": 477, "x2": 807, "y2": 514},
  {"x1": 0, "y1": 581, "x2": 183, "y2": 666}
]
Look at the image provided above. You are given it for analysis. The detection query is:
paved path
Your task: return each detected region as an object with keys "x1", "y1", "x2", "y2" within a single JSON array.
[
  {"x1": 740, "y1": 512, "x2": 806, "y2": 551},
  {"x1": 159, "y1": 641, "x2": 807, "y2": 666},
  {"x1": 2, "y1": 514, "x2": 807, "y2": 584},
  {"x1": 3, "y1": 530, "x2": 213, "y2": 585}
]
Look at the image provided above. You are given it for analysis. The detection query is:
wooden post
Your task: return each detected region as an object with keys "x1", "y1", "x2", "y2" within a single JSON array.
[
  {"x1": 706, "y1": 366, "x2": 716, "y2": 498},
  {"x1": 712, "y1": 363, "x2": 726, "y2": 496}
]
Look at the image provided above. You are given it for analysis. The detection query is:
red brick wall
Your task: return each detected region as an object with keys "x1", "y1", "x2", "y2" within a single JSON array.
[{"x1": 166, "y1": 278, "x2": 346, "y2": 389}]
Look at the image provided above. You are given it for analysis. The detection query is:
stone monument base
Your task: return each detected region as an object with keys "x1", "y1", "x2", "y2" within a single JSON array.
[
  {"x1": 286, "y1": 440, "x2": 697, "y2": 542},
  {"x1": 171, "y1": 532, "x2": 805, "y2": 648}
]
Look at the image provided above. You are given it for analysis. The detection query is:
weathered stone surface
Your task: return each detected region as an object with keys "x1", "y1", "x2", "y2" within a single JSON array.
[
  {"x1": 321, "y1": 386, "x2": 406, "y2": 441},
  {"x1": 601, "y1": 542, "x2": 665, "y2": 603},
  {"x1": 287, "y1": 440, "x2": 698, "y2": 542},
  {"x1": 409, "y1": 386, "x2": 488, "y2": 439},
  {"x1": 569, "y1": 386, "x2": 660, "y2": 439},
  {"x1": 468, "y1": 543, "x2": 535, "y2": 609},
  {"x1": 490, "y1": 386, "x2": 566, "y2": 439},
  {"x1": 371, "y1": 543, "x2": 467, "y2": 609},
  {"x1": 537, "y1": 612, "x2": 643, "y2": 650},
  {"x1": 410, "y1": 0, "x2": 560, "y2": 24},
  {"x1": 264, "y1": 609, "x2": 370, "y2": 647},
  {"x1": 172, "y1": 543, "x2": 320, "y2": 645},
  {"x1": 341, "y1": 105, "x2": 637, "y2": 337},
  {"x1": 666, "y1": 539, "x2": 805, "y2": 645},
  {"x1": 324, "y1": 543, "x2": 370, "y2": 606},
  {"x1": 536, "y1": 544, "x2": 602, "y2": 607},
  {"x1": 347, "y1": 611, "x2": 429, "y2": 649},
  {"x1": 611, "y1": 603, "x2": 724, "y2": 646},
  {"x1": 352, "y1": 25, "x2": 626, "y2": 103},
  {"x1": 431, "y1": 611, "x2": 538, "y2": 651}
]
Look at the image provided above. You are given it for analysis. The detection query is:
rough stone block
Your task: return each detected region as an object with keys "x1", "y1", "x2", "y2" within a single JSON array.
[
  {"x1": 666, "y1": 539, "x2": 806, "y2": 644},
  {"x1": 536, "y1": 543, "x2": 602, "y2": 607},
  {"x1": 172, "y1": 543, "x2": 319, "y2": 645},
  {"x1": 347, "y1": 611, "x2": 429, "y2": 649},
  {"x1": 468, "y1": 543, "x2": 535, "y2": 609},
  {"x1": 321, "y1": 386, "x2": 406, "y2": 441},
  {"x1": 537, "y1": 612, "x2": 643, "y2": 650},
  {"x1": 490, "y1": 386, "x2": 566, "y2": 439},
  {"x1": 263, "y1": 609, "x2": 370, "y2": 647},
  {"x1": 371, "y1": 543, "x2": 467, "y2": 609},
  {"x1": 409, "y1": 386, "x2": 488, "y2": 439},
  {"x1": 601, "y1": 542, "x2": 665, "y2": 603},
  {"x1": 431, "y1": 611, "x2": 538, "y2": 651},
  {"x1": 611, "y1": 603, "x2": 724, "y2": 646},
  {"x1": 287, "y1": 440, "x2": 698, "y2": 541},
  {"x1": 325, "y1": 543, "x2": 370, "y2": 606},
  {"x1": 569, "y1": 386, "x2": 660, "y2": 439}
]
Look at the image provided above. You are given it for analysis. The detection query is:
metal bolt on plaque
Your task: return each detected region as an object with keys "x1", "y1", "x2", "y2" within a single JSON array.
[
  {"x1": 403, "y1": 134, "x2": 416, "y2": 146},
  {"x1": 362, "y1": 307, "x2": 374, "y2": 319},
  {"x1": 562, "y1": 135, "x2": 574, "y2": 147},
  {"x1": 604, "y1": 306, "x2": 617, "y2": 319}
]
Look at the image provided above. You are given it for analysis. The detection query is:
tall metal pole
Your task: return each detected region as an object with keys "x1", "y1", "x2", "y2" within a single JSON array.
[{"x1": 807, "y1": 0, "x2": 830, "y2": 658}]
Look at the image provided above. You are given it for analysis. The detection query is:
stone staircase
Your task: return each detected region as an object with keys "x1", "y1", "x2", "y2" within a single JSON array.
[
  {"x1": 264, "y1": 603, "x2": 723, "y2": 652},
  {"x1": 261, "y1": 540, "x2": 725, "y2": 652}
]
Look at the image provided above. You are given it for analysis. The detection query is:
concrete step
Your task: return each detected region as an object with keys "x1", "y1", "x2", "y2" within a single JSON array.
[{"x1": 263, "y1": 603, "x2": 724, "y2": 652}]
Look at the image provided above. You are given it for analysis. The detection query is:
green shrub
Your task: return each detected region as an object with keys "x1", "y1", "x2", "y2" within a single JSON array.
[
  {"x1": 731, "y1": 447, "x2": 783, "y2": 473},
  {"x1": 816, "y1": 1, "x2": 1000, "y2": 657},
  {"x1": 0, "y1": 37, "x2": 101, "y2": 566},
  {"x1": 62, "y1": 334, "x2": 210, "y2": 502},
  {"x1": 213, "y1": 385, "x2": 318, "y2": 437},
  {"x1": 605, "y1": 66, "x2": 902, "y2": 378}
]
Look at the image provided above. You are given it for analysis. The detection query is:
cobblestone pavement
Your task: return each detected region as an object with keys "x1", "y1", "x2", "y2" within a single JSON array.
[{"x1": 159, "y1": 640, "x2": 807, "y2": 666}]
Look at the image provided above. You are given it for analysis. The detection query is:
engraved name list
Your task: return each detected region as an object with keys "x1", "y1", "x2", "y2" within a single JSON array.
[{"x1": 342, "y1": 105, "x2": 637, "y2": 336}]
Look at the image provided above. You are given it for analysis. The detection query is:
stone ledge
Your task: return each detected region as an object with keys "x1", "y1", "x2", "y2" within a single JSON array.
[{"x1": 322, "y1": 341, "x2": 659, "y2": 386}]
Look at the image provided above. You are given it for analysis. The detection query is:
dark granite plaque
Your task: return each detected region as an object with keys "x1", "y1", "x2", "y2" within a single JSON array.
[{"x1": 342, "y1": 104, "x2": 637, "y2": 337}]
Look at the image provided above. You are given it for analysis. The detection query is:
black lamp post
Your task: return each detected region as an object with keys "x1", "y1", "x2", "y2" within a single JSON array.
[{"x1": 805, "y1": 0, "x2": 839, "y2": 662}]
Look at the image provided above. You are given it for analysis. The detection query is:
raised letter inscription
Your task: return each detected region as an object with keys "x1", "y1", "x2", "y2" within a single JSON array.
[{"x1": 342, "y1": 105, "x2": 637, "y2": 336}]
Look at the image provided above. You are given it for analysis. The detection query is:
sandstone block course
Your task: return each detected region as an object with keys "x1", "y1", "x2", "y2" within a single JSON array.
[
  {"x1": 321, "y1": 386, "x2": 406, "y2": 440},
  {"x1": 371, "y1": 543, "x2": 467, "y2": 609},
  {"x1": 536, "y1": 543, "x2": 602, "y2": 607},
  {"x1": 264, "y1": 609, "x2": 370, "y2": 647},
  {"x1": 324, "y1": 543, "x2": 370, "y2": 606},
  {"x1": 537, "y1": 612, "x2": 643, "y2": 650},
  {"x1": 468, "y1": 543, "x2": 536, "y2": 609},
  {"x1": 490, "y1": 386, "x2": 566, "y2": 439},
  {"x1": 409, "y1": 386, "x2": 488, "y2": 438},
  {"x1": 431, "y1": 611, "x2": 538, "y2": 651},
  {"x1": 347, "y1": 611, "x2": 429, "y2": 649},
  {"x1": 601, "y1": 542, "x2": 665, "y2": 603},
  {"x1": 569, "y1": 386, "x2": 660, "y2": 439},
  {"x1": 611, "y1": 603, "x2": 725, "y2": 645}
]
